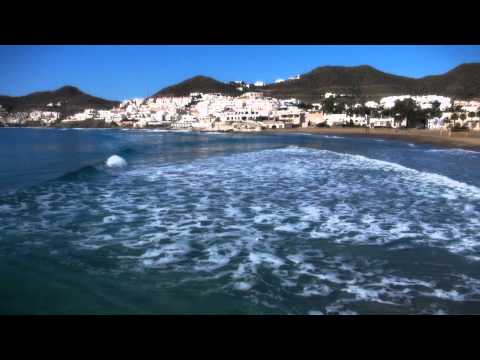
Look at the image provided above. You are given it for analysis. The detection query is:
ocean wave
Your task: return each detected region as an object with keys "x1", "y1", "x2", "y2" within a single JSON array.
[
  {"x1": 3, "y1": 145, "x2": 480, "y2": 313},
  {"x1": 55, "y1": 164, "x2": 102, "y2": 181},
  {"x1": 53, "y1": 152, "x2": 132, "y2": 182},
  {"x1": 319, "y1": 135, "x2": 345, "y2": 139},
  {"x1": 106, "y1": 155, "x2": 127, "y2": 168},
  {"x1": 426, "y1": 148, "x2": 480, "y2": 155},
  {"x1": 204, "y1": 131, "x2": 228, "y2": 135}
]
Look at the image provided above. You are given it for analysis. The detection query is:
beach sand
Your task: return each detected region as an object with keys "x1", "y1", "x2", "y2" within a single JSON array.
[{"x1": 265, "y1": 127, "x2": 480, "y2": 151}]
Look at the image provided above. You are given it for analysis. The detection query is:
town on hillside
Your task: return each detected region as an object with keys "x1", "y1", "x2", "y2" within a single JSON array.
[{"x1": 1, "y1": 91, "x2": 480, "y2": 132}]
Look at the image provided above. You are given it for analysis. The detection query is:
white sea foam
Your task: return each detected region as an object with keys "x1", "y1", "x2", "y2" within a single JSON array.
[
  {"x1": 426, "y1": 148, "x2": 480, "y2": 155},
  {"x1": 234, "y1": 282, "x2": 253, "y2": 291},
  {"x1": 106, "y1": 155, "x2": 127, "y2": 168},
  {"x1": 205, "y1": 132, "x2": 228, "y2": 135},
  {"x1": 300, "y1": 284, "x2": 332, "y2": 297},
  {"x1": 4, "y1": 144, "x2": 480, "y2": 314},
  {"x1": 321, "y1": 135, "x2": 345, "y2": 139},
  {"x1": 103, "y1": 215, "x2": 118, "y2": 224},
  {"x1": 274, "y1": 222, "x2": 310, "y2": 233},
  {"x1": 286, "y1": 254, "x2": 304, "y2": 264},
  {"x1": 344, "y1": 285, "x2": 395, "y2": 305},
  {"x1": 141, "y1": 244, "x2": 190, "y2": 267},
  {"x1": 426, "y1": 289, "x2": 465, "y2": 302},
  {"x1": 325, "y1": 304, "x2": 358, "y2": 315},
  {"x1": 0, "y1": 204, "x2": 12, "y2": 212},
  {"x1": 249, "y1": 252, "x2": 284, "y2": 268}
]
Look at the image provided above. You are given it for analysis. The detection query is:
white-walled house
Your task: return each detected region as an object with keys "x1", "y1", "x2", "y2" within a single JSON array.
[
  {"x1": 305, "y1": 112, "x2": 325, "y2": 126},
  {"x1": 270, "y1": 108, "x2": 305, "y2": 126},
  {"x1": 324, "y1": 113, "x2": 348, "y2": 127},
  {"x1": 368, "y1": 117, "x2": 396, "y2": 128},
  {"x1": 64, "y1": 109, "x2": 97, "y2": 122},
  {"x1": 380, "y1": 95, "x2": 451, "y2": 111},
  {"x1": 260, "y1": 120, "x2": 285, "y2": 129},
  {"x1": 350, "y1": 115, "x2": 369, "y2": 127},
  {"x1": 427, "y1": 117, "x2": 445, "y2": 129},
  {"x1": 365, "y1": 101, "x2": 379, "y2": 109}
]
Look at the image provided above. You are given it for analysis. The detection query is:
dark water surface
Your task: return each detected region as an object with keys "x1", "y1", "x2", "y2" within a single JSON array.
[{"x1": 1, "y1": 128, "x2": 480, "y2": 314}]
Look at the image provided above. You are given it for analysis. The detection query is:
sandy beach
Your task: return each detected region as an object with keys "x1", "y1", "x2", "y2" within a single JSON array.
[{"x1": 265, "y1": 127, "x2": 480, "y2": 151}]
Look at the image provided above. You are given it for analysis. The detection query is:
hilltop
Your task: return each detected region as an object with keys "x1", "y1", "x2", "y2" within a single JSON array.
[
  {"x1": 151, "y1": 76, "x2": 241, "y2": 98},
  {"x1": 0, "y1": 86, "x2": 120, "y2": 116},
  {"x1": 151, "y1": 63, "x2": 480, "y2": 103}
]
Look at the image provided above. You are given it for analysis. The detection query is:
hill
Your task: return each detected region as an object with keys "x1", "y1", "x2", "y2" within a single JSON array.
[
  {"x1": 0, "y1": 86, "x2": 120, "y2": 116},
  {"x1": 260, "y1": 65, "x2": 419, "y2": 103},
  {"x1": 152, "y1": 76, "x2": 241, "y2": 97},
  {"x1": 418, "y1": 63, "x2": 480, "y2": 99},
  {"x1": 151, "y1": 64, "x2": 480, "y2": 103}
]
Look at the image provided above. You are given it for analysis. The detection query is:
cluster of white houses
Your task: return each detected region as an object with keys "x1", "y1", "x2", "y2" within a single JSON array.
[
  {"x1": 0, "y1": 107, "x2": 61, "y2": 126},
  {"x1": 60, "y1": 92, "x2": 309, "y2": 132},
  {"x1": 1, "y1": 92, "x2": 480, "y2": 131}
]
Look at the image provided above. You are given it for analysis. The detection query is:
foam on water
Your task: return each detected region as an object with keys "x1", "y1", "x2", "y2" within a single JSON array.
[
  {"x1": 2, "y1": 145, "x2": 480, "y2": 314},
  {"x1": 106, "y1": 155, "x2": 127, "y2": 168},
  {"x1": 320, "y1": 135, "x2": 345, "y2": 139},
  {"x1": 234, "y1": 282, "x2": 253, "y2": 291},
  {"x1": 426, "y1": 148, "x2": 480, "y2": 155}
]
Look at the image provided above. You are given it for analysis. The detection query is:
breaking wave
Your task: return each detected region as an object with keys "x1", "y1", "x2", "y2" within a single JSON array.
[
  {"x1": 426, "y1": 148, "x2": 480, "y2": 155},
  {"x1": 2, "y1": 145, "x2": 480, "y2": 314},
  {"x1": 106, "y1": 155, "x2": 127, "y2": 168},
  {"x1": 319, "y1": 135, "x2": 345, "y2": 139}
]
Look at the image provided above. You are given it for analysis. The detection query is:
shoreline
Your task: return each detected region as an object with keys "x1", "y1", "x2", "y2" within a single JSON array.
[
  {"x1": 3, "y1": 125, "x2": 480, "y2": 151},
  {"x1": 263, "y1": 127, "x2": 480, "y2": 151}
]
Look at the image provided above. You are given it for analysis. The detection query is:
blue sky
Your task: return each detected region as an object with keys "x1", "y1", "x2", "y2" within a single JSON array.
[{"x1": 1, "y1": 45, "x2": 480, "y2": 101}]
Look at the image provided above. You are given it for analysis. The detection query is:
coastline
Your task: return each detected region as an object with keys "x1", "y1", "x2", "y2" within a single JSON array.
[
  {"x1": 264, "y1": 127, "x2": 480, "y2": 151},
  {"x1": 3, "y1": 125, "x2": 480, "y2": 151}
]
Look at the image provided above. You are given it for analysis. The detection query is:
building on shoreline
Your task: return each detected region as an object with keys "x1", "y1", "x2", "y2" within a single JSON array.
[{"x1": 2, "y1": 90, "x2": 480, "y2": 132}]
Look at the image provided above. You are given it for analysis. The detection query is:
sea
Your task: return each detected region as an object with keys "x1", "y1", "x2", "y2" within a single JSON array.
[{"x1": 1, "y1": 127, "x2": 480, "y2": 315}]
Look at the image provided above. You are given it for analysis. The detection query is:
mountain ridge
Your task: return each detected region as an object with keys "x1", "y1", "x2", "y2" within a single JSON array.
[
  {"x1": 151, "y1": 63, "x2": 480, "y2": 103},
  {"x1": 151, "y1": 75, "x2": 241, "y2": 98},
  {"x1": 0, "y1": 86, "x2": 120, "y2": 116},
  {"x1": 2, "y1": 64, "x2": 479, "y2": 114}
]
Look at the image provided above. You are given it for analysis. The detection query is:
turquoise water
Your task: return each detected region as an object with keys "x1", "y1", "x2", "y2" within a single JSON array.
[{"x1": 1, "y1": 128, "x2": 480, "y2": 314}]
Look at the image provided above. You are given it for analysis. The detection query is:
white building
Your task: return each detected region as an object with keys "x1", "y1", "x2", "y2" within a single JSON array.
[
  {"x1": 261, "y1": 120, "x2": 285, "y2": 129},
  {"x1": 64, "y1": 108, "x2": 97, "y2": 122},
  {"x1": 380, "y1": 95, "x2": 451, "y2": 111},
  {"x1": 427, "y1": 117, "x2": 445, "y2": 129},
  {"x1": 365, "y1": 101, "x2": 379, "y2": 109},
  {"x1": 270, "y1": 108, "x2": 305, "y2": 126},
  {"x1": 0, "y1": 105, "x2": 7, "y2": 119},
  {"x1": 369, "y1": 117, "x2": 396, "y2": 128},
  {"x1": 324, "y1": 113, "x2": 348, "y2": 127},
  {"x1": 350, "y1": 115, "x2": 369, "y2": 127},
  {"x1": 455, "y1": 100, "x2": 480, "y2": 113},
  {"x1": 305, "y1": 112, "x2": 325, "y2": 126}
]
